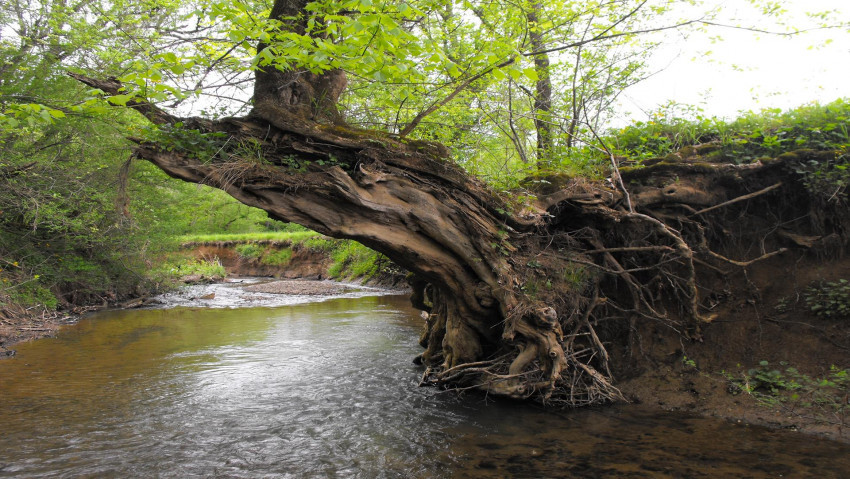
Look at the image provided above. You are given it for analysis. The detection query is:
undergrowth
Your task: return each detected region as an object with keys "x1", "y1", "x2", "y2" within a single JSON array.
[
  {"x1": 804, "y1": 279, "x2": 850, "y2": 319},
  {"x1": 723, "y1": 361, "x2": 849, "y2": 427},
  {"x1": 153, "y1": 255, "x2": 226, "y2": 283},
  {"x1": 611, "y1": 98, "x2": 850, "y2": 163}
]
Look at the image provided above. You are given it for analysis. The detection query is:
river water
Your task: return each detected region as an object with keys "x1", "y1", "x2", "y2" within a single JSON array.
[{"x1": 1, "y1": 286, "x2": 849, "y2": 478}]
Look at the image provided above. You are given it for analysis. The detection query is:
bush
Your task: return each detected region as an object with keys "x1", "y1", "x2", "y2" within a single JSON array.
[
  {"x1": 5, "y1": 279, "x2": 59, "y2": 310},
  {"x1": 610, "y1": 98, "x2": 850, "y2": 164}
]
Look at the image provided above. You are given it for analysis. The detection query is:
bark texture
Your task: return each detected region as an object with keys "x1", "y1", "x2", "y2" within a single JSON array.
[{"x1": 71, "y1": 2, "x2": 848, "y2": 406}]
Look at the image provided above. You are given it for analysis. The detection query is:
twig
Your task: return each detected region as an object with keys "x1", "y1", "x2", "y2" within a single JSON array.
[
  {"x1": 585, "y1": 245, "x2": 674, "y2": 254},
  {"x1": 705, "y1": 248, "x2": 787, "y2": 267}
]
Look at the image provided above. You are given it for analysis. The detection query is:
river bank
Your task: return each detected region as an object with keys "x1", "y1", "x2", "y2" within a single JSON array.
[{"x1": 2, "y1": 243, "x2": 848, "y2": 444}]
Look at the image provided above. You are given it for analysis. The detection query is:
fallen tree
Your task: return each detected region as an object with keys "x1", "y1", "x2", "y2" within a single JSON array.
[{"x1": 71, "y1": 0, "x2": 848, "y2": 407}]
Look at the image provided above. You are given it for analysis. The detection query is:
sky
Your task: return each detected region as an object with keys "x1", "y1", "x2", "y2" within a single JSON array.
[{"x1": 614, "y1": 0, "x2": 849, "y2": 123}]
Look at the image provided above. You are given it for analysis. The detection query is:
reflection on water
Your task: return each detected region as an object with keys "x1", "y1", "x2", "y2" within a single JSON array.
[{"x1": 1, "y1": 295, "x2": 848, "y2": 478}]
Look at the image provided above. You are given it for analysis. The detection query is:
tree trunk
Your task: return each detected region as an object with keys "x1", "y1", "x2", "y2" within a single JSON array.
[
  {"x1": 527, "y1": 1, "x2": 554, "y2": 165},
  {"x1": 71, "y1": 1, "x2": 848, "y2": 407}
]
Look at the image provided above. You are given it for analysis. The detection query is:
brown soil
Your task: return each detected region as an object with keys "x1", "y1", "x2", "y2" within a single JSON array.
[
  {"x1": 191, "y1": 244, "x2": 333, "y2": 280},
  {"x1": 614, "y1": 253, "x2": 850, "y2": 443}
]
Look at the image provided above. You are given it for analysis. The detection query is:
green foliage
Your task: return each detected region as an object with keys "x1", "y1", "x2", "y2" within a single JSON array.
[
  {"x1": 785, "y1": 152, "x2": 850, "y2": 197},
  {"x1": 611, "y1": 99, "x2": 850, "y2": 164},
  {"x1": 153, "y1": 256, "x2": 226, "y2": 282},
  {"x1": 142, "y1": 123, "x2": 228, "y2": 160},
  {"x1": 234, "y1": 243, "x2": 262, "y2": 260},
  {"x1": 327, "y1": 242, "x2": 383, "y2": 281},
  {"x1": 178, "y1": 227, "x2": 316, "y2": 244},
  {"x1": 563, "y1": 264, "x2": 590, "y2": 289},
  {"x1": 300, "y1": 237, "x2": 338, "y2": 252},
  {"x1": 725, "y1": 361, "x2": 850, "y2": 425},
  {"x1": 4, "y1": 278, "x2": 59, "y2": 311},
  {"x1": 804, "y1": 279, "x2": 850, "y2": 319},
  {"x1": 261, "y1": 248, "x2": 293, "y2": 266}
]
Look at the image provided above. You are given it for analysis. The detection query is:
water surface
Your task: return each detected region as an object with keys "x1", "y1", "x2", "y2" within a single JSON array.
[{"x1": 1, "y1": 294, "x2": 848, "y2": 478}]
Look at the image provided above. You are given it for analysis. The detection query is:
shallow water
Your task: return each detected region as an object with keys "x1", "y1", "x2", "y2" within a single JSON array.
[{"x1": 1, "y1": 294, "x2": 848, "y2": 478}]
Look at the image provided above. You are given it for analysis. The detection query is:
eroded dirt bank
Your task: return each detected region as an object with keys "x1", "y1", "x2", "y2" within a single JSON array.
[{"x1": 614, "y1": 253, "x2": 850, "y2": 442}]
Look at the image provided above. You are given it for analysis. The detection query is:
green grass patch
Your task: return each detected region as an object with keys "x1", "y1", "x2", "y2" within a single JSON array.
[
  {"x1": 261, "y1": 247, "x2": 293, "y2": 266},
  {"x1": 234, "y1": 243, "x2": 262, "y2": 259},
  {"x1": 3, "y1": 277, "x2": 59, "y2": 310},
  {"x1": 178, "y1": 230, "x2": 323, "y2": 244},
  {"x1": 327, "y1": 241, "x2": 383, "y2": 281},
  {"x1": 153, "y1": 255, "x2": 226, "y2": 282}
]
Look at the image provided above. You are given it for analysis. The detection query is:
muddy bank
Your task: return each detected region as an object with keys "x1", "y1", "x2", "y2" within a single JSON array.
[
  {"x1": 184, "y1": 242, "x2": 407, "y2": 289},
  {"x1": 613, "y1": 254, "x2": 850, "y2": 443}
]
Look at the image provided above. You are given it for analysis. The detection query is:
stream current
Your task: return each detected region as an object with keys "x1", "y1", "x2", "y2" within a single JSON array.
[{"x1": 1, "y1": 282, "x2": 849, "y2": 478}]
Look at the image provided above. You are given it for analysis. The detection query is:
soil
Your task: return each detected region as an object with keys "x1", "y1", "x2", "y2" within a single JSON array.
[
  {"x1": 191, "y1": 244, "x2": 333, "y2": 280},
  {"x1": 614, "y1": 253, "x2": 850, "y2": 443}
]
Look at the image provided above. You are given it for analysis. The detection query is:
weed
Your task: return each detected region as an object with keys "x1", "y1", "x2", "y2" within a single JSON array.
[
  {"x1": 804, "y1": 279, "x2": 850, "y2": 319},
  {"x1": 724, "y1": 361, "x2": 849, "y2": 426},
  {"x1": 6, "y1": 279, "x2": 59, "y2": 310},
  {"x1": 234, "y1": 243, "x2": 262, "y2": 260},
  {"x1": 261, "y1": 248, "x2": 293, "y2": 266},
  {"x1": 154, "y1": 256, "x2": 226, "y2": 282},
  {"x1": 610, "y1": 98, "x2": 850, "y2": 165}
]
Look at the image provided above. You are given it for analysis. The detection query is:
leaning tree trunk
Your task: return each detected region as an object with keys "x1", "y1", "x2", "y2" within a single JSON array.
[{"x1": 71, "y1": 0, "x2": 848, "y2": 406}]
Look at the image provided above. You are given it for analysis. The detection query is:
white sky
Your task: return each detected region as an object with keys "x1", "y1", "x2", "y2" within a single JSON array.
[{"x1": 615, "y1": 0, "x2": 850, "y2": 124}]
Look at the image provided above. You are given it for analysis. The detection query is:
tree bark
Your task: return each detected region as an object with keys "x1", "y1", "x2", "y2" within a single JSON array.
[
  {"x1": 527, "y1": 1, "x2": 554, "y2": 164},
  {"x1": 71, "y1": 0, "x2": 848, "y2": 407}
]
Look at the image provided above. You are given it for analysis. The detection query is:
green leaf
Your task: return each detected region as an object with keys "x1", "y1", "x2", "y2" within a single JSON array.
[
  {"x1": 107, "y1": 94, "x2": 134, "y2": 106},
  {"x1": 523, "y1": 68, "x2": 539, "y2": 81}
]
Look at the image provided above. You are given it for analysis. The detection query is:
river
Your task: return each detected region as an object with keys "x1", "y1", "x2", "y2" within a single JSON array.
[{"x1": 1, "y1": 284, "x2": 848, "y2": 478}]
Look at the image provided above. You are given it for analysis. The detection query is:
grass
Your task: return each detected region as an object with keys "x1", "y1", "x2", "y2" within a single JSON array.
[
  {"x1": 152, "y1": 255, "x2": 226, "y2": 282},
  {"x1": 260, "y1": 248, "x2": 293, "y2": 266},
  {"x1": 176, "y1": 229, "x2": 395, "y2": 284},
  {"x1": 178, "y1": 230, "x2": 324, "y2": 244}
]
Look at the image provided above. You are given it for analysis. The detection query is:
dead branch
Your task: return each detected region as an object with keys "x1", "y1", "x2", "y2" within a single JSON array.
[{"x1": 691, "y1": 182, "x2": 783, "y2": 216}]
